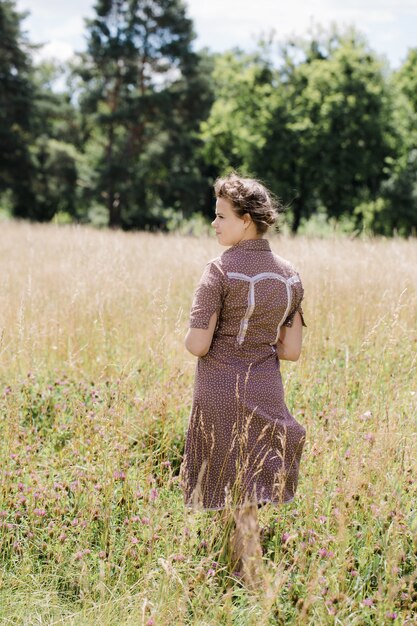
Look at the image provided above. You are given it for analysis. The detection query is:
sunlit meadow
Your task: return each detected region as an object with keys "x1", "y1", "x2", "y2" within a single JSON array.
[{"x1": 0, "y1": 221, "x2": 416, "y2": 625}]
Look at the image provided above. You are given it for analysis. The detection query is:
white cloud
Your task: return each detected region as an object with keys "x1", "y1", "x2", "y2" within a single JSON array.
[
  {"x1": 34, "y1": 40, "x2": 74, "y2": 62},
  {"x1": 16, "y1": 0, "x2": 94, "y2": 59},
  {"x1": 14, "y1": 0, "x2": 417, "y2": 67},
  {"x1": 185, "y1": 0, "x2": 417, "y2": 66}
]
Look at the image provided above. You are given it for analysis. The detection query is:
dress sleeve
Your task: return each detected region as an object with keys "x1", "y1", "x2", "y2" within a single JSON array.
[
  {"x1": 189, "y1": 261, "x2": 225, "y2": 329},
  {"x1": 282, "y1": 273, "x2": 307, "y2": 328}
]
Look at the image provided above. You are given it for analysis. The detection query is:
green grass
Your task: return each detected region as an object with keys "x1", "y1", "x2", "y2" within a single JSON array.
[{"x1": 0, "y1": 222, "x2": 416, "y2": 624}]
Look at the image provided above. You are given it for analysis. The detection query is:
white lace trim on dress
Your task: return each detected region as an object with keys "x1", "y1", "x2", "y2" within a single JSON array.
[{"x1": 226, "y1": 272, "x2": 300, "y2": 345}]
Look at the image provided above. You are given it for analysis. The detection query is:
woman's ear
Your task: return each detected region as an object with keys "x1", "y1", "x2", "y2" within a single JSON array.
[{"x1": 243, "y1": 213, "x2": 252, "y2": 229}]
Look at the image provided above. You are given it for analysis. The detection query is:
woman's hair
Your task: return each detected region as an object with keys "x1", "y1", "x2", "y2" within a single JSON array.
[{"x1": 214, "y1": 173, "x2": 281, "y2": 234}]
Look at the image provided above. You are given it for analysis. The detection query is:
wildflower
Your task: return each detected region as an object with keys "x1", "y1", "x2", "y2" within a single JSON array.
[
  {"x1": 325, "y1": 600, "x2": 336, "y2": 615},
  {"x1": 98, "y1": 551, "x2": 106, "y2": 559},
  {"x1": 13, "y1": 541, "x2": 22, "y2": 552},
  {"x1": 173, "y1": 553, "x2": 185, "y2": 562},
  {"x1": 113, "y1": 470, "x2": 126, "y2": 480},
  {"x1": 75, "y1": 548, "x2": 90, "y2": 560},
  {"x1": 319, "y1": 515, "x2": 327, "y2": 524},
  {"x1": 33, "y1": 508, "x2": 46, "y2": 517},
  {"x1": 59, "y1": 533, "x2": 67, "y2": 543},
  {"x1": 364, "y1": 433, "x2": 375, "y2": 443},
  {"x1": 141, "y1": 517, "x2": 150, "y2": 525},
  {"x1": 131, "y1": 537, "x2": 139, "y2": 544},
  {"x1": 207, "y1": 568, "x2": 216, "y2": 576},
  {"x1": 146, "y1": 619, "x2": 155, "y2": 626},
  {"x1": 319, "y1": 548, "x2": 334, "y2": 558},
  {"x1": 161, "y1": 460, "x2": 171, "y2": 468},
  {"x1": 362, "y1": 598, "x2": 374, "y2": 607},
  {"x1": 71, "y1": 518, "x2": 79, "y2": 527},
  {"x1": 349, "y1": 569, "x2": 359, "y2": 577},
  {"x1": 386, "y1": 612, "x2": 397, "y2": 620},
  {"x1": 281, "y1": 532, "x2": 291, "y2": 544},
  {"x1": 149, "y1": 488, "x2": 158, "y2": 501}
]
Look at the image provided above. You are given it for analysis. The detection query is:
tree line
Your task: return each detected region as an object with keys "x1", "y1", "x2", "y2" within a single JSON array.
[{"x1": 1, "y1": 0, "x2": 416, "y2": 235}]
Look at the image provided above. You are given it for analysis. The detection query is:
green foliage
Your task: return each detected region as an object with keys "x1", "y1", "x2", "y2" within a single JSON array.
[
  {"x1": 0, "y1": 4, "x2": 85, "y2": 222},
  {"x1": 159, "y1": 208, "x2": 213, "y2": 236},
  {"x1": 200, "y1": 50, "x2": 274, "y2": 172},
  {"x1": 355, "y1": 151, "x2": 417, "y2": 236},
  {"x1": 292, "y1": 35, "x2": 395, "y2": 220},
  {"x1": 200, "y1": 29, "x2": 401, "y2": 233},
  {"x1": 29, "y1": 138, "x2": 79, "y2": 220},
  {"x1": 76, "y1": 0, "x2": 212, "y2": 228},
  {"x1": 0, "y1": 5, "x2": 416, "y2": 235},
  {"x1": 0, "y1": 0, "x2": 37, "y2": 215},
  {"x1": 298, "y1": 210, "x2": 358, "y2": 238},
  {"x1": 395, "y1": 48, "x2": 417, "y2": 115}
]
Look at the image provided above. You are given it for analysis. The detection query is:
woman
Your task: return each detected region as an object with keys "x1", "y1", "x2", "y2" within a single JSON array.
[{"x1": 179, "y1": 173, "x2": 306, "y2": 588}]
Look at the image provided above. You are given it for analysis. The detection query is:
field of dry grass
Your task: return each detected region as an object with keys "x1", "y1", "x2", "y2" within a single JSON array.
[{"x1": 0, "y1": 221, "x2": 416, "y2": 624}]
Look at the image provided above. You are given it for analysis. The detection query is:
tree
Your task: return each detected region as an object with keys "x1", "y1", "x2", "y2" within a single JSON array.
[
  {"x1": 200, "y1": 50, "x2": 274, "y2": 173},
  {"x1": 0, "y1": 0, "x2": 36, "y2": 216},
  {"x1": 198, "y1": 49, "x2": 281, "y2": 223},
  {"x1": 395, "y1": 48, "x2": 417, "y2": 115},
  {"x1": 77, "y1": 0, "x2": 206, "y2": 228},
  {"x1": 260, "y1": 30, "x2": 397, "y2": 231},
  {"x1": 147, "y1": 49, "x2": 216, "y2": 220},
  {"x1": 359, "y1": 48, "x2": 417, "y2": 236},
  {"x1": 200, "y1": 29, "x2": 399, "y2": 233}
]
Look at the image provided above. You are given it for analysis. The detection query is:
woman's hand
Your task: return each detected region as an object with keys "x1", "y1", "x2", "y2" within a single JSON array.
[
  {"x1": 185, "y1": 312, "x2": 218, "y2": 357},
  {"x1": 276, "y1": 311, "x2": 303, "y2": 361}
]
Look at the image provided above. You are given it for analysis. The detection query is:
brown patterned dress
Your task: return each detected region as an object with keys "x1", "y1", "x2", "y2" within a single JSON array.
[{"x1": 180, "y1": 238, "x2": 306, "y2": 511}]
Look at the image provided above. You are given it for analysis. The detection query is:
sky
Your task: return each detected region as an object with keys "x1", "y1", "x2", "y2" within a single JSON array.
[{"x1": 15, "y1": 0, "x2": 417, "y2": 69}]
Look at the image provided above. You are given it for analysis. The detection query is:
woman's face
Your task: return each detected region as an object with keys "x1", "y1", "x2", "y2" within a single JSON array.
[{"x1": 212, "y1": 197, "x2": 247, "y2": 246}]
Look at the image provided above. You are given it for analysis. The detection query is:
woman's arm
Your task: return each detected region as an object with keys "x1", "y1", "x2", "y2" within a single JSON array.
[
  {"x1": 276, "y1": 311, "x2": 303, "y2": 361},
  {"x1": 185, "y1": 312, "x2": 218, "y2": 357}
]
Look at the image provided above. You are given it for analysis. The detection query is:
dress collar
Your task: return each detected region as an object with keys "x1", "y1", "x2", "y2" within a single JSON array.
[{"x1": 225, "y1": 238, "x2": 271, "y2": 253}]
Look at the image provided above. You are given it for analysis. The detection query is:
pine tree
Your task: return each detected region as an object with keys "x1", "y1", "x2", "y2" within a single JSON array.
[
  {"x1": 78, "y1": 0, "x2": 199, "y2": 228},
  {"x1": 0, "y1": 0, "x2": 36, "y2": 216}
]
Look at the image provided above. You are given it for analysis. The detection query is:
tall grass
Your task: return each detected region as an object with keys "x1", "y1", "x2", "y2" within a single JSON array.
[{"x1": 0, "y1": 221, "x2": 416, "y2": 624}]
